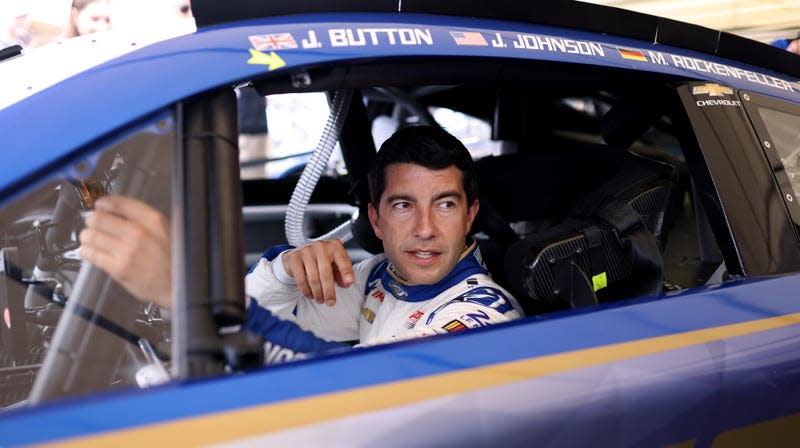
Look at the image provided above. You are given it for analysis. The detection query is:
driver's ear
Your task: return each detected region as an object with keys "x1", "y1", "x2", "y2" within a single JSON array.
[
  {"x1": 465, "y1": 198, "x2": 479, "y2": 234},
  {"x1": 368, "y1": 203, "x2": 384, "y2": 240}
]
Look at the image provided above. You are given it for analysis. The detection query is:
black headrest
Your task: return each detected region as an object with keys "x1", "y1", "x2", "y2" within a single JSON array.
[
  {"x1": 474, "y1": 144, "x2": 626, "y2": 224},
  {"x1": 352, "y1": 209, "x2": 383, "y2": 254},
  {"x1": 503, "y1": 152, "x2": 677, "y2": 312}
]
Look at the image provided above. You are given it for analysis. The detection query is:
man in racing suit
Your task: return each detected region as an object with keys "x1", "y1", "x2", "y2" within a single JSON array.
[
  {"x1": 245, "y1": 238, "x2": 520, "y2": 362},
  {"x1": 79, "y1": 125, "x2": 522, "y2": 363},
  {"x1": 243, "y1": 125, "x2": 523, "y2": 362}
]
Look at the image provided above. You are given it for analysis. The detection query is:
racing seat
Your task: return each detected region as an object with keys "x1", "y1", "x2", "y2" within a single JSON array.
[
  {"x1": 499, "y1": 150, "x2": 678, "y2": 312},
  {"x1": 472, "y1": 143, "x2": 629, "y2": 289},
  {"x1": 471, "y1": 143, "x2": 677, "y2": 314}
]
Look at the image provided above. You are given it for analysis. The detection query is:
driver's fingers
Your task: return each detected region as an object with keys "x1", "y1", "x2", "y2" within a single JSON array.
[
  {"x1": 94, "y1": 196, "x2": 169, "y2": 241},
  {"x1": 328, "y1": 240, "x2": 354, "y2": 288},
  {"x1": 79, "y1": 228, "x2": 135, "y2": 280},
  {"x1": 86, "y1": 207, "x2": 167, "y2": 249},
  {"x1": 79, "y1": 213, "x2": 140, "y2": 267},
  {"x1": 84, "y1": 213, "x2": 148, "y2": 253},
  {"x1": 80, "y1": 246, "x2": 122, "y2": 278},
  {"x1": 79, "y1": 224, "x2": 131, "y2": 256},
  {"x1": 80, "y1": 224, "x2": 171, "y2": 305},
  {"x1": 285, "y1": 251, "x2": 312, "y2": 299},
  {"x1": 80, "y1": 241, "x2": 161, "y2": 303},
  {"x1": 300, "y1": 246, "x2": 325, "y2": 303},
  {"x1": 95, "y1": 195, "x2": 150, "y2": 218},
  {"x1": 312, "y1": 242, "x2": 337, "y2": 305},
  {"x1": 84, "y1": 211, "x2": 126, "y2": 237},
  {"x1": 283, "y1": 241, "x2": 353, "y2": 306}
]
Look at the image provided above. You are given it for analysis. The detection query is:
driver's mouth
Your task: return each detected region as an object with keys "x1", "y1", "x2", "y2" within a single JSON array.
[
  {"x1": 407, "y1": 250, "x2": 441, "y2": 261},
  {"x1": 414, "y1": 251, "x2": 436, "y2": 259}
]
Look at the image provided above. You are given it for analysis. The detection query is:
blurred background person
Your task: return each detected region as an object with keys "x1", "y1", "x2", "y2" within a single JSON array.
[
  {"x1": 63, "y1": 0, "x2": 112, "y2": 38},
  {"x1": 175, "y1": 0, "x2": 193, "y2": 20},
  {"x1": 0, "y1": 3, "x2": 31, "y2": 48},
  {"x1": 172, "y1": 0, "x2": 195, "y2": 32}
]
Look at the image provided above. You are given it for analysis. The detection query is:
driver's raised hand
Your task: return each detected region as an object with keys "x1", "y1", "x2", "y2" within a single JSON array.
[
  {"x1": 281, "y1": 240, "x2": 355, "y2": 307},
  {"x1": 78, "y1": 196, "x2": 172, "y2": 308}
]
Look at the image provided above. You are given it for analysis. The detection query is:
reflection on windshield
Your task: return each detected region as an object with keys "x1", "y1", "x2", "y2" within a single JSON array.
[{"x1": 0, "y1": 113, "x2": 174, "y2": 409}]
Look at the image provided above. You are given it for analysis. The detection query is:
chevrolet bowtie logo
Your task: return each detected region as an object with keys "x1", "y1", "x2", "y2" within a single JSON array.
[{"x1": 692, "y1": 83, "x2": 734, "y2": 97}]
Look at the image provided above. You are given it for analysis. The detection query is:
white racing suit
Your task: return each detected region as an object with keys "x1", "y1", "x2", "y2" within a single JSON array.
[{"x1": 244, "y1": 241, "x2": 523, "y2": 364}]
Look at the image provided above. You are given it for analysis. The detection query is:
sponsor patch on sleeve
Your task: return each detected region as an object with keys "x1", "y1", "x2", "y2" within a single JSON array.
[
  {"x1": 442, "y1": 319, "x2": 468, "y2": 333},
  {"x1": 361, "y1": 307, "x2": 376, "y2": 324}
]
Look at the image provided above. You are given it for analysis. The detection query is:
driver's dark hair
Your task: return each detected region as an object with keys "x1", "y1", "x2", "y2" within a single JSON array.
[{"x1": 368, "y1": 125, "x2": 478, "y2": 209}]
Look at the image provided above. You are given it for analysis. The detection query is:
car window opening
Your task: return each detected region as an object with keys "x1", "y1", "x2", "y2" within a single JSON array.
[{"x1": 240, "y1": 60, "x2": 719, "y2": 319}]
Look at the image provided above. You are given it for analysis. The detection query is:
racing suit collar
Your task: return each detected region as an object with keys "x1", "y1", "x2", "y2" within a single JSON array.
[{"x1": 381, "y1": 239, "x2": 487, "y2": 303}]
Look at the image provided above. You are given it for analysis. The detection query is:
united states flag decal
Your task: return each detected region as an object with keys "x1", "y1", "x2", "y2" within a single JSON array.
[{"x1": 450, "y1": 31, "x2": 488, "y2": 46}]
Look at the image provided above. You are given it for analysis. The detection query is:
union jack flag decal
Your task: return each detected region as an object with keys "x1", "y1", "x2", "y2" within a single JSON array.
[{"x1": 249, "y1": 33, "x2": 298, "y2": 51}]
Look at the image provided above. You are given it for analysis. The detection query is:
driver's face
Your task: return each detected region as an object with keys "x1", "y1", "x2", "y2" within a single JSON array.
[{"x1": 368, "y1": 163, "x2": 478, "y2": 285}]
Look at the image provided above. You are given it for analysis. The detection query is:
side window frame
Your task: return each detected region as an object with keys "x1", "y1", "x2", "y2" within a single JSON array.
[
  {"x1": 673, "y1": 82, "x2": 800, "y2": 277},
  {"x1": 741, "y1": 91, "x2": 800, "y2": 229}
]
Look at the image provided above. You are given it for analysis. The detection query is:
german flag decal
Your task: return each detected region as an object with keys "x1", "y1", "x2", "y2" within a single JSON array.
[
  {"x1": 617, "y1": 47, "x2": 647, "y2": 62},
  {"x1": 443, "y1": 319, "x2": 468, "y2": 333}
]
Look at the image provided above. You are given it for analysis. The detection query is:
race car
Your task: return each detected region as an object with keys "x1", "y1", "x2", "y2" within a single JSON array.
[{"x1": 1, "y1": 0, "x2": 800, "y2": 446}]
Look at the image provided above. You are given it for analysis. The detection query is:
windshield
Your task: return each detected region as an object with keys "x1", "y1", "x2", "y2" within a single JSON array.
[{"x1": 0, "y1": 111, "x2": 174, "y2": 408}]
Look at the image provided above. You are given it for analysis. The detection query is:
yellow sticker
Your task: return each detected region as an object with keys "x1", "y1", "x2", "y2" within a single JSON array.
[
  {"x1": 247, "y1": 48, "x2": 286, "y2": 71},
  {"x1": 361, "y1": 307, "x2": 375, "y2": 324},
  {"x1": 592, "y1": 272, "x2": 608, "y2": 291}
]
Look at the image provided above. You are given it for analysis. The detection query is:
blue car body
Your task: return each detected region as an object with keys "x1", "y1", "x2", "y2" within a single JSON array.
[{"x1": 1, "y1": 1, "x2": 800, "y2": 446}]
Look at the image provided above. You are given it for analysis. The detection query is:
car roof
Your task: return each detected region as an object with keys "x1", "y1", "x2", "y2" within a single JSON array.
[
  {"x1": 0, "y1": 27, "x2": 195, "y2": 110},
  {"x1": 193, "y1": 0, "x2": 800, "y2": 77},
  {"x1": 1, "y1": 1, "x2": 799, "y2": 200}
]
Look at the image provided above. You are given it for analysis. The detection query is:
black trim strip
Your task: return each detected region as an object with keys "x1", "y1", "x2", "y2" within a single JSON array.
[
  {"x1": 71, "y1": 303, "x2": 140, "y2": 346},
  {"x1": 0, "y1": 45, "x2": 22, "y2": 63}
]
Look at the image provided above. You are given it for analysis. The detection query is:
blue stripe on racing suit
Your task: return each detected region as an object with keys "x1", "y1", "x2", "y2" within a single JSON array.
[
  {"x1": 244, "y1": 299, "x2": 348, "y2": 363},
  {"x1": 247, "y1": 244, "x2": 295, "y2": 274},
  {"x1": 425, "y1": 286, "x2": 515, "y2": 325}
]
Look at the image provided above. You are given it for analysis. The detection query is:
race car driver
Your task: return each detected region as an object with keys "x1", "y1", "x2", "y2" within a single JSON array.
[{"x1": 79, "y1": 125, "x2": 523, "y2": 362}]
